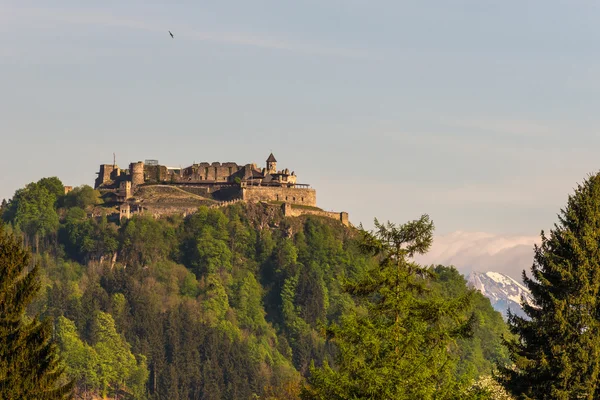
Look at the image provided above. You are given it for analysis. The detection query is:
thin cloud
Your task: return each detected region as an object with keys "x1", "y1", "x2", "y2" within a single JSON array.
[
  {"x1": 0, "y1": 6, "x2": 371, "y2": 59},
  {"x1": 414, "y1": 231, "x2": 540, "y2": 281}
]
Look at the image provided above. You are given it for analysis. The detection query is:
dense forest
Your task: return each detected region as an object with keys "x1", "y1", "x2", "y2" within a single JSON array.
[{"x1": 0, "y1": 177, "x2": 513, "y2": 399}]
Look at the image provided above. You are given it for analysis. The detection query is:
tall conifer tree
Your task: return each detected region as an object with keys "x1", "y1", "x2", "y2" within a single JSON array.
[
  {"x1": 301, "y1": 216, "x2": 475, "y2": 399},
  {"x1": 0, "y1": 226, "x2": 73, "y2": 399},
  {"x1": 499, "y1": 172, "x2": 600, "y2": 399}
]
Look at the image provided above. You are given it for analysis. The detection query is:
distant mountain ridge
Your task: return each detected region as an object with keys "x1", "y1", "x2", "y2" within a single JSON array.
[{"x1": 466, "y1": 271, "x2": 532, "y2": 319}]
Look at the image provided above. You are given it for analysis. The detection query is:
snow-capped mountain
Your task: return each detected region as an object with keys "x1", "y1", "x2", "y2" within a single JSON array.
[{"x1": 466, "y1": 271, "x2": 532, "y2": 319}]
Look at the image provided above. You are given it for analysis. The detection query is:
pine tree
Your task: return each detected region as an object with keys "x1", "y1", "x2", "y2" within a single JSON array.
[
  {"x1": 301, "y1": 216, "x2": 475, "y2": 400},
  {"x1": 0, "y1": 199, "x2": 7, "y2": 217},
  {"x1": 0, "y1": 226, "x2": 73, "y2": 399},
  {"x1": 499, "y1": 172, "x2": 600, "y2": 399}
]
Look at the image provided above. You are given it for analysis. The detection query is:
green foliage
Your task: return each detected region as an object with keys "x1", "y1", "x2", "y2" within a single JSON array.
[
  {"x1": 63, "y1": 185, "x2": 100, "y2": 209},
  {"x1": 120, "y1": 216, "x2": 176, "y2": 268},
  {"x1": 1, "y1": 178, "x2": 513, "y2": 399},
  {"x1": 93, "y1": 311, "x2": 148, "y2": 398},
  {"x1": 180, "y1": 271, "x2": 200, "y2": 297},
  {"x1": 199, "y1": 275, "x2": 230, "y2": 326},
  {"x1": 37, "y1": 177, "x2": 65, "y2": 201},
  {"x1": 179, "y1": 206, "x2": 232, "y2": 276},
  {"x1": 0, "y1": 199, "x2": 9, "y2": 216},
  {"x1": 232, "y1": 272, "x2": 268, "y2": 332},
  {"x1": 296, "y1": 261, "x2": 328, "y2": 326},
  {"x1": 55, "y1": 311, "x2": 149, "y2": 399},
  {"x1": 432, "y1": 266, "x2": 512, "y2": 381},
  {"x1": 0, "y1": 226, "x2": 73, "y2": 399},
  {"x1": 196, "y1": 229, "x2": 232, "y2": 274},
  {"x1": 61, "y1": 211, "x2": 118, "y2": 263},
  {"x1": 2, "y1": 181, "x2": 59, "y2": 247},
  {"x1": 55, "y1": 316, "x2": 99, "y2": 391},
  {"x1": 499, "y1": 172, "x2": 600, "y2": 399},
  {"x1": 302, "y1": 216, "x2": 476, "y2": 399}
]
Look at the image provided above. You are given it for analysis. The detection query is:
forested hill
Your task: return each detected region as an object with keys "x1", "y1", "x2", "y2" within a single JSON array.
[{"x1": 0, "y1": 178, "x2": 512, "y2": 399}]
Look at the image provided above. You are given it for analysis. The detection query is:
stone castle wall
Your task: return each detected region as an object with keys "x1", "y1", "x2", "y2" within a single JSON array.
[
  {"x1": 142, "y1": 162, "x2": 249, "y2": 184},
  {"x1": 242, "y1": 186, "x2": 316, "y2": 207},
  {"x1": 180, "y1": 162, "x2": 244, "y2": 182},
  {"x1": 281, "y1": 203, "x2": 349, "y2": 226},
  {"x1": 144, "y1": 165, "x2": 169, "y2": 183},
  {"x1": 177, "y1": 185, "x2": 212, "y2": 197}
]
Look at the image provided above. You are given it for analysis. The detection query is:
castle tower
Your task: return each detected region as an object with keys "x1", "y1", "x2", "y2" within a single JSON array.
[
  {"x1": 95, "y1": 164, "x2": 115, "y2": 188},
  {"x1": 130, "y1": 161, "x2": 145, "y2": 186},
  {"x1": 266, "y1": 153, "x2": 277, "y2": 174}
]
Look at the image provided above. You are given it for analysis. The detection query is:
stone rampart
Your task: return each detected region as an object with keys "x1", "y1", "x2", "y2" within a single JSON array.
[
  {"x1": 176, "y1": 185, "x2": 211, "y2": 197},
  {"x1": 182, "y1": 162, "x2": 243, "y2": 182},
  {"x1": 281, "y1": 203, "x2": 349, "y2": 226},
  {"x1": 209, "y1": 199, "x2": 244, "y2": 209},
  {"x1": 242, "y1": 186, "x2": 316, "y2": 206}
]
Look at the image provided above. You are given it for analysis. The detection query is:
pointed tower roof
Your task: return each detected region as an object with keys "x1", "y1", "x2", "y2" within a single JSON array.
[{"x1": 267, "y1": 153, "x2": 277, "y2": 162}]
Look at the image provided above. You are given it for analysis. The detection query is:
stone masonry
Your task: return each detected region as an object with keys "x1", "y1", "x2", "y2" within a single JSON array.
[{"x1": 94, "y1": 152, "x2": 348, "y2": 225}]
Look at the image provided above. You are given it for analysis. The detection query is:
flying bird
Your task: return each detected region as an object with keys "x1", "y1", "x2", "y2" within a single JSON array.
[{"x1": 169, "y1": 31, "x2": 174, "y2": 38}]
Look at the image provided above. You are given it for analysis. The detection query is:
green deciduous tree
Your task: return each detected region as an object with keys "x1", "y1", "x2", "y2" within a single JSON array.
[
  {"x1": 195, "y1": 229, "x2": 232, "y2": 275},
  {"x1": 178, "y1": 207, "x2": 232, "y2": 276},
  {"x1": 234, "y1": 272, "x2": 268, "y2": 332},
  {"x1": 199, "y1": 275, "x2": 231, "y2": 327},
  {"x1": 94, "y1": 311, "x2": 148, "y2": 398},
  {"x1": 302, "y1": 216, "x2": 475, "y2": 400},
  {"x1": 499, "y1": 173, "x2": 600, "y2": 399},
  {"x1": 3, "y1": 183, "x2": 59, "y2": 250},
  {"x1": 61, "y1": 210, "x2": 118, "y2": 263},
  {"x1": 120, "y1": 216, "x2": 176, "y2": 268},
  {"x1": 0, "y1": 226, "x2": 73, "y2": 399},
  {"x1": 63, "y1": 185, "x2": 100, "y2": 210},
  {"x1": 56, "y1": 311, "x2": 149, "y2": 399},
  {"x1": 55, "y1": 316, "x2": 99, "y2": 395},
  {"x1": 37, "y1": 177, "x2": 65, "y2": 202}
]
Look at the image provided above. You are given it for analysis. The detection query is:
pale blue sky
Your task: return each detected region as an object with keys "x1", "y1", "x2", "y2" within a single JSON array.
[{"x1": 2, "y1": 1, "x2": 600, "y2": 236}]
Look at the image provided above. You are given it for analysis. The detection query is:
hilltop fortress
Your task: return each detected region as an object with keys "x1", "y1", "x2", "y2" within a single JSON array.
[{"x1": 94, "y1": 153, "x2": 348, "y2": 226}]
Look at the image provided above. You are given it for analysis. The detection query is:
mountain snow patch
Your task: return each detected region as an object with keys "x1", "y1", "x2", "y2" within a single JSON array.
[{"x1": 467, "y1": 271, "x2": 532, "y2": 319}]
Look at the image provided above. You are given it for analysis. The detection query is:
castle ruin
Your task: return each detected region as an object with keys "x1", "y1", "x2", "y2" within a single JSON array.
[{"x1": 94, "y1": 153, "x2": 348, "y2": 225}]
